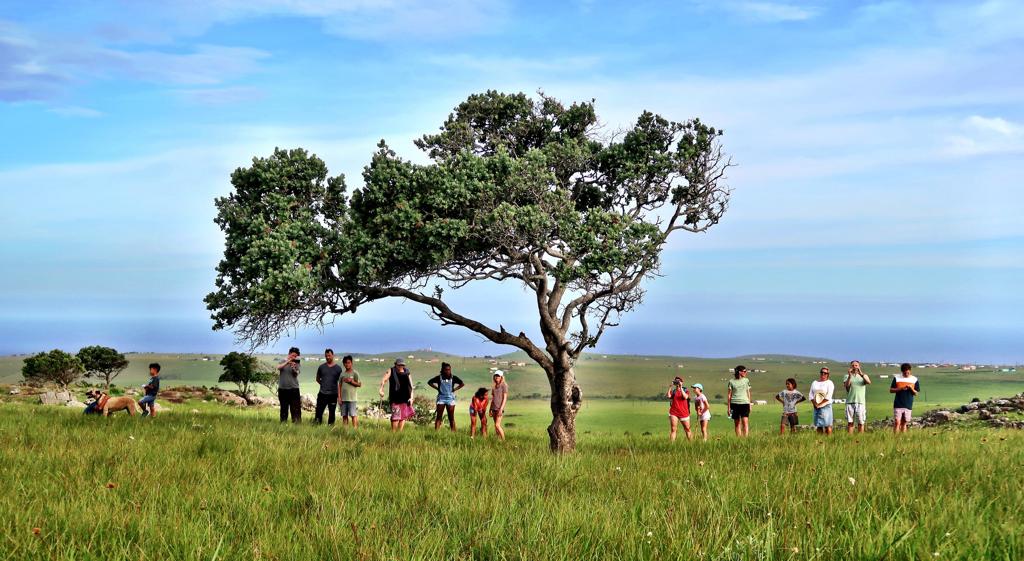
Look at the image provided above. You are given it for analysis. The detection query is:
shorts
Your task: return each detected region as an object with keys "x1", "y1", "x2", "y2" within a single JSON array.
[
  {"x1": 139, "y1": 395, "x2": 156, "y2": 406},
  {"x1": 436, "y1": 397, "x2": 456, "y2": 406},
  {"x1": 894, "y1": 408, "x2": 912, "y2": 423},
  {"x1": 699, "y1": 412, "x2": 712, "y2": 422},
  {"x1": 340, "y1": 401, "x2": 358, "y2": 417},
  {"x1": 390, "y1": 403, "x2": 414, "y2": 421},
  {"x1": 490, "y1": 408, "x2": 504, "y2": 418},
  {"x1": 846, "y1": 403, "x2": 867, "y2": 425},
  {"x1": 781, "y1": 412, "x2": 799, "y2": 427},
  {"x1": 813, "y1": 405, "x2": 834, "y2": 428},
  {"x1": 670, "y1": 415, "x2": 691, "y2": 423},
  {"x1": 730, "y1": 403, "x2": 751, "y2": 418}
]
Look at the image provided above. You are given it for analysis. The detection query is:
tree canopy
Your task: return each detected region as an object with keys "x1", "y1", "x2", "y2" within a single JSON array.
[
  {"x1": 207, "y1": 90, "x2": 731, "y2": 451},
  {"x1": 218, "y1": 352, "x2": 273, "y2": 397},
  {"x1": 22, "y1": 349, "x2": 85, "y2": 390},
  {"x1": 77, "y1": 345, "x2": 129, "y2": 390}
]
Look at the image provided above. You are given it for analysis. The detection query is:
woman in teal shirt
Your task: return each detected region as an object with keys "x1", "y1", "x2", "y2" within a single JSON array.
[{"x1": 726, "y1": 365, "x2": 752, "y2": 437}]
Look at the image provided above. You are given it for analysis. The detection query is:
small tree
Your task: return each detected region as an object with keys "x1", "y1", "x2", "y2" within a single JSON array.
[
  {"x1": 22, "y1": 350, "x2": 85, "y2": 391},
  {"x1": 77, "y1": 346, "x2": 129, "y2": 390},
  {"x1": 207, "y1": 91, "x2": 731, "y2": 452},
  {"x1": 218, "y1": 352, "x2": 273, "y2": 396}
]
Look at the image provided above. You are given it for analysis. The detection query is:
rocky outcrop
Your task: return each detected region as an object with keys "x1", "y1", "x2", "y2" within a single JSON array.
[
  {"x1": 897, "y1": 393, "x2": 1024, "y2": 429},
  {"x1": 300, "y1": 393, "x2": 316, "y2": 411},
  {"x1": 213, "y1": 391, "x2": 248, "y2": 406}
]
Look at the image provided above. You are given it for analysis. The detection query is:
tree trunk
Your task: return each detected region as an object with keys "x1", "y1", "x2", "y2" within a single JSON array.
[{"x1": 547, "y1": 364, "x2": 582, "y2": 453}]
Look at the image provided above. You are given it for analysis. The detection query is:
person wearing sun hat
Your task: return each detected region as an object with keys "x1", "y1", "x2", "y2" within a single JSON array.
[
  {"x1": 691, "y1": 383, "x2": 711, "y2": 441},
  {"x1": 666, "y1": 376, "x2": 692, "y2": 441},
  {"x1": 490, "y1": 370, "x2": 509, "y2": 440},
  {"x1": 378, "y1": 358, "x2": 414, "y2": 432}
]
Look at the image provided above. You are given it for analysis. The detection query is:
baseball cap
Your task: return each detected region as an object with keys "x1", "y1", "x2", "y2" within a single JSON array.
[
  {"x1": 691, "y1": 383, "x2": 704, "y2": 390},
  {"x1": 493, "y1": 370, "x2": 504, "y2": 377},
  {"x1": 394, "y1": 358, "x2": 405, "y2": 366}
]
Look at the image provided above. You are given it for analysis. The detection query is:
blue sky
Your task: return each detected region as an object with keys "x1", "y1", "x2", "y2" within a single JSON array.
[{"x1": 1, "y1": 1, "x2": 1021, "y2": 362}]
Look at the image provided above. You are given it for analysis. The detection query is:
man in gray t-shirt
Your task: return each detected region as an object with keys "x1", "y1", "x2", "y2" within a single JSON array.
[
  {"x1": 277, "y1": 347, "x2": 302, "y2": 423},
  {"x1": 314, "y1": 349, "x2": 343, "y2": 425}
]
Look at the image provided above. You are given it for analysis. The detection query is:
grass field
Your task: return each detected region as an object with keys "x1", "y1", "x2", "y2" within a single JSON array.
[{"x1": 1, "y1": 402, "x2": 1022, "y2": 561}]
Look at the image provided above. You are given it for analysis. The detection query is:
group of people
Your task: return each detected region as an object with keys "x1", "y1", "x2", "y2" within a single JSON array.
[
  {"x1": 667, "y1": 360, "x2": 922, "y2": 440},
  {"x1": 275, "y1": 347, "x2": 510, "y2": 439}
]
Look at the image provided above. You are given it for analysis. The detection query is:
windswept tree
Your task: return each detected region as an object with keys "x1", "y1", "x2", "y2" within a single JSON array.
[
  {"x1": 77, "y1": 345, "x2": 129, "y2": 390},
  {"x1": 218, "y1": 352, "x2": 273, "y2": 397},
  {"x1": 207, "y1": 91, "x2": 731, "y2": 452},
  {"x1": 22, "y1": 349, "x2": 85, "y2": 391}
]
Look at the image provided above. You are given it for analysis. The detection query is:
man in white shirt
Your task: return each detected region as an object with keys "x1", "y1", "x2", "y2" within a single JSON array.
[{"x1": 809, "y1": 367, "x2": 835, "y2": 436}]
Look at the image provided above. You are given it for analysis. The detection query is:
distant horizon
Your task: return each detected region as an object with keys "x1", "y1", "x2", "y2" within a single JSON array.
[{"x1": 4, "y1": 321, "x2": 1019, "y2": 366}]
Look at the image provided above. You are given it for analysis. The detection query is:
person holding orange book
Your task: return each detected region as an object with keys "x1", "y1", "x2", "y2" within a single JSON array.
[{"x1": 890, "y1": 363, "x2": 920, "y2": 433}]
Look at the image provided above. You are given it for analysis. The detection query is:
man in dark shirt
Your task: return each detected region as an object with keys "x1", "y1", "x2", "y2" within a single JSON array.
[
  {"x1": 138, "y1": 363, "x2": 161, "y2": 418},
  {"x1": 314, "y1": 349, "x2": 343, "y2": 425}
]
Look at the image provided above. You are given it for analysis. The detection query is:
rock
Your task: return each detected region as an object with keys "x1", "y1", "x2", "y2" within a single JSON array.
[
  {"x1": 154, "y1": 403, "x2": 170, "y2": 412},
  {"x1": 55, "y1": 391, "x2": 71, "y2": 403},
  {"x1": 66, "y1": 400, "x2": 86, "y2": 409},
  {"x1": 300, "y1": 393, "x2": 316, "y2": 411},
  {"x1": 39, "y1": 392, "x2": 59, "y2": 405},
  {"x1": 979, "y1": 410, "x2": 993, "y2": 420},
  {"x1": 213, "y1": 391, "x2": 247, "y2": 406},
  {"x1": 8, "y1": 387, "x2": 20, "y2": 395},
  {"x1": 247, "y1": 395, "x2": 279, "y2": 407}
]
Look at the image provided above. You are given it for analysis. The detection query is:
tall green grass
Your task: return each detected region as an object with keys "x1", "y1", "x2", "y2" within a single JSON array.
[{"x1": 0, "y1": 403, "x2": 1021, "y2": 560}]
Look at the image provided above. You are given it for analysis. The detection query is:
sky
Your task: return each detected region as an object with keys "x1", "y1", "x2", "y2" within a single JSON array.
[{"x1": 0, "y1": 0, "x2": 1022, "y2": 363}]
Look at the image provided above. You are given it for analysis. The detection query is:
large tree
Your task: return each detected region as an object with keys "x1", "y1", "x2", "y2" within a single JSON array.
[
  {"x1": 77, "y1": 345, "x2": 129, "y2": 390},
  {"x1": 207, "y1": 91, "x2": 731, "y2": 452},
  {"x1": 22, "y1": 349, "x2": 85, "y2": 391}
]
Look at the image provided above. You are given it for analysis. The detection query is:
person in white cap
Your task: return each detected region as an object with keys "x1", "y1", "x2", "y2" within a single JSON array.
[
  {"x1": 490, "y1": 370, "x2": 509, "y2": 440},
  {"x1": 691, "y1": 383, "x2": 711, "y2": 441}
]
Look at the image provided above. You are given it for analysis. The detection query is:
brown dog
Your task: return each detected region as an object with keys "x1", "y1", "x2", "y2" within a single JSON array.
[{"x1": 102, "y1": 396, "x2": 138, "y2": 417}]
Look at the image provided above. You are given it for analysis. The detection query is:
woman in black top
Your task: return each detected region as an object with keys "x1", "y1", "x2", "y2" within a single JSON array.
[{"x1": 378, "y1": 358, "x2": 414, "y2": 432}]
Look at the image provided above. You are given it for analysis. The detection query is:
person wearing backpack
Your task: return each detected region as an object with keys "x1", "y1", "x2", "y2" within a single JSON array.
[{"x1": 378, "y1": 358, "x2": 414, "y2": 432}]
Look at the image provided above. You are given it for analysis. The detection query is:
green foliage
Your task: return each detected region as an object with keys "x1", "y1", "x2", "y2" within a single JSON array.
[
  {"x1": 21, "y1": 349, "x2": 84, "y2": 389},
  {"x1": 218, "y1": 351, "x2": 274, "y2": 396},
  {"x1": 205, "y1": 90, "x2": 730, "y2": 353},
  {"x1": 76, "y1": 345, "x2": 129, "y2": 389}
]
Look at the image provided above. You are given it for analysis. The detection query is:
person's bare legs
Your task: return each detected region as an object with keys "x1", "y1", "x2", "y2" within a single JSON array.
[
  {"x1": 741, "y1": 417, "x2": 749, "y2": 437},
  {"x1": 734, "y1": 417, "x2": 742, "y2": 437},
  {"x1": 446, "y1": 405, "x2": 456, "y2": 431},
  {"x1": 434, "y1": 404, "x2": 445, "y2": 430},
  {"x1": 669, "y1": 416, "x2": 678, "y2": 442},
  {"x1": 682, "y1": 419, "x2": 692, "y2": 441},
  {"x1": 780, "y1": 418, "x2": 787, "y2": 435},
  {"x1": 847, "y1": 421, "x2": 855, "y2": 434},
  {"x1": 492, "y1": 412, "x2": 505, "y2": 440},
  {"x1": 480, "y1": 414, "x2": 488, "y2": 438},
  {"x1": 390, "y1": 420, "x2": 400, "y2": 432},
  {"x1": 699, "y1": 419, "x2": 708, "y2": 441},
  {"x1": 470, "y1": 414, "x2": 478, "y2": 437}
]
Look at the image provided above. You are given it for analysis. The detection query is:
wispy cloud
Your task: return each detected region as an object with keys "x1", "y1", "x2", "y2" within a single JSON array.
[
  {"x1": 175, "y1": 86, "x2": 265, "y2": 105},
  {"x1": 727, "y1": 1, "x2": 819, "y2": 22},
  {"x1": 946, "y1": 115, "x2": 1024, "y2": 157},
  {"x1": 47, "y1": 105, "x2": 104, "y2": 118}
]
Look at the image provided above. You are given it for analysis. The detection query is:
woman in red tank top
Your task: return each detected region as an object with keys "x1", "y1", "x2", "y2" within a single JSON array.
[{"x1": 667, "y1": 376, "x2": 693, "y2": 442}]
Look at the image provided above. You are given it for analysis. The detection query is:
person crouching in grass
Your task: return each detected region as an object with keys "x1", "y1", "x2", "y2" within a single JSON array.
[
  {"x1": 469, "y1": 388, "x2": 489, "y2": 438},
  {"x1": 775, "y1": 378, "x2": 805, "y2": 435},
  {"x1": 138, "y1": 363, "x2": 161, "y2": 418},
  {"x1": 691, "y1": 383, "x2": 711, "y2": 441},
  {"x1": 667, "y1": 376, "x2": 692, "y2": 442},
  {"x1": 890, "y1": 363, "x2": 919, "y2": 434}
]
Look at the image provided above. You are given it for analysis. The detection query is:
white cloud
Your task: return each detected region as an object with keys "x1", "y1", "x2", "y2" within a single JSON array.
[
  {"x1": 729, "y1": 1, "x2": 818, "y2": 22},
  {"x1": 47, "y1": 105, "x2": 104, "y2": 118},
  {"x1": 946, "y1": 116, "x2": 1024, "y2": 157}
]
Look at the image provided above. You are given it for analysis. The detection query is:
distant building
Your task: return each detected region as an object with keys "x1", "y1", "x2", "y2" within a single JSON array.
[{"x1": 754, "y1": 400, "x2": 767, "y2": 405}]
